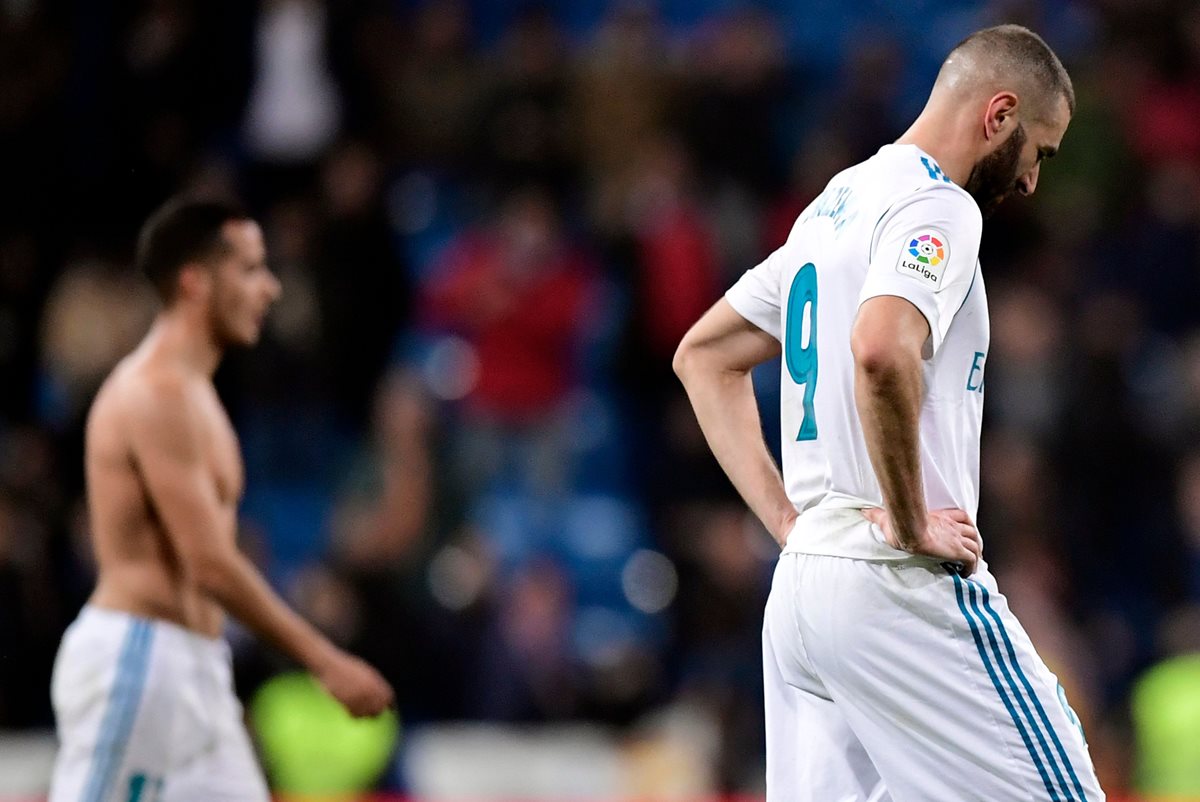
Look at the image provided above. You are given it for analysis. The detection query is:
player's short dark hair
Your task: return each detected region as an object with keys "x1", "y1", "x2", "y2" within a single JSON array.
[
  {"x1": 135, "y1": 197, "x2": 251, "y2": 303},
  {"x1": 950, "y1": 24, "x2": 1075, "y2": 117}
]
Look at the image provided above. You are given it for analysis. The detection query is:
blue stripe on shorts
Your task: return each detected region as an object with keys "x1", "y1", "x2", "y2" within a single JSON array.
[
  {"x1": 80, "y1": 619, "x2": 155, "y2": 802},
  {"x1": 952, "y1": 573, "x2": 1064, "y2": 800},
  {"x1": 969, "y1": 578, "x2": 1089, "y2": 802}
]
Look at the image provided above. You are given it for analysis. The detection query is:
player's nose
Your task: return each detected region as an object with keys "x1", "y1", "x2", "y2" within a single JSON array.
[{"x1": 1017, "y1": 165, "x2": 1039, "y2": 196}]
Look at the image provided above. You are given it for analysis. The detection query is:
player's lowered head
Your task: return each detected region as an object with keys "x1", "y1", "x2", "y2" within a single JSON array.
[
  {"x1": 136, "y1": 197, "x2": 282, "y2": 349},
  {"x1": 899, "y1": 24, "x2": 1074, "y2": 218}
]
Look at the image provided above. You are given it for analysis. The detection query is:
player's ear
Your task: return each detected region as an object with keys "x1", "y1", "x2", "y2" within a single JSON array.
[
  {"x1": 177, "y1": 261, "x2": 212, "y2": 302},
  {"x1": 983, "y1": 92, "x2": 1019, "y2": 142}
]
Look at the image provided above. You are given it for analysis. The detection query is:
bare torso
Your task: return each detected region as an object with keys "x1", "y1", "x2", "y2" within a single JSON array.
[
  {"x1": 86, "y1": 348, "x2": 243, "y2": 638},
  {"x1": 68, "y1": 215, "x2": 394, "y2": 717}
]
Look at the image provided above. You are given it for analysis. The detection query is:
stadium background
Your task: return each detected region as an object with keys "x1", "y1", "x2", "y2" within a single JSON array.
[{"x1": 2, "y1": 0, "x2": 1199, "y2": 798}]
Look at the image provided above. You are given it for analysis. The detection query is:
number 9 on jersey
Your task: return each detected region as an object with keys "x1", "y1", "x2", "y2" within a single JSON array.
[{"x1": 785, "y1": 262, "x2": 818, "y2": 441}]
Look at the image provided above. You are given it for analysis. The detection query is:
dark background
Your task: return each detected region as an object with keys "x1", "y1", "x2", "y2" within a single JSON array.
[{"x1": 3, "y1": 0, "x2": 1200, "y2": 796}]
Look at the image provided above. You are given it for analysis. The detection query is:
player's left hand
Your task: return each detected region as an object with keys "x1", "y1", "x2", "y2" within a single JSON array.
[{"x1": 863, "y1": 506, "x2": 982, "y2": 576}]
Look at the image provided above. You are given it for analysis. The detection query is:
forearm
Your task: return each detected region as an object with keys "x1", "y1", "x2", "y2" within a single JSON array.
[
  {"x1": 198, "y1": 551, "x2": 338, "y2": 672},
  {"x1": 854, "y1": 352, "x2": 926, "y2": 546},
  {"x1": 679, "y1": 363, "x2": 795, "y2": 546}
]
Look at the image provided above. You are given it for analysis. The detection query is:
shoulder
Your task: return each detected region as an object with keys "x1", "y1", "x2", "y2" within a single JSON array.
[
  {"x1": 876, "y1": 183, "x2": 982, "y2": 241},
  {"x1": 109, "y1": 362, "x2": 209, "y2": 458},
  {"x1": 867, "y1": 147, "x2": 981, "y2": 222},
  {"x1": 925, "y1": 183, "x2": 982, "y2": 226}
]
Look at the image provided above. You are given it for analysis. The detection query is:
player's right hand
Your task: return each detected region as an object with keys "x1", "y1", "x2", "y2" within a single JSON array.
[
  {"x1": 773, "y1": 508, "x2": 800, "y2": 549},
  {"x1": 863, "y1": 507, "x2": 982, "y2": 576},
  {"x1": 316, "y1": 652, "x2": 395, "y2": 718}
]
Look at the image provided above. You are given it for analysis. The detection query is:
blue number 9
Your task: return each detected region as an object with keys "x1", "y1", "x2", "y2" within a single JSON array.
[{"x1": 785, "y1": 262, "x2": 818, "y2": 441}]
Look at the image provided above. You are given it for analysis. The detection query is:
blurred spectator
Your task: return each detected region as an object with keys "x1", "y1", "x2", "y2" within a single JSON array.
[
  {"x1": 0, "y1": 3, "x2": 68, "y2": 241},
  {"x1": 117, "y1": 0, "x2": 254, "y2": 223},
  {"x1": 762, "y1": 130, "x2": 856, "y2": 251},
  {"x1": 670, "y1": 503, "x2": 773, "y2": 791},
  {"x1": 420, "y1": 186, "x2": 597, "y2": 499},
  {"x1": 243, "y1": 0, "x2": 342, "y2": 172},
  {"x1": 1173, "y1": 451, "x2": 1200, "y2": 601},
  {"x1": 681, "y1": 9, "x2": 788, "y2": 198},
  {"x1": 233, "y1": 197, "x2": 324, "y2": 413},
  {"x1": 476, "y1": 5, "x2": 578, "y2": 196},
  {"x1": 332, "y1": 372, "x2": 437, "y2": 571},
  {"x1": 986, "y1": 285, "x2": 1068, "y2": 439},
  {"x1": 613, "y1": 134, "x2": 719, "y2": 399},
  {"x1": 0, "y1": 427, "x2": 66, "y2": 727},
  {"x1": 477, "y1": 558, "x2": 578, "y2": 721},
  {"x1": 827, "y1": 34, "x2": 907, "y2": 163},
  {"x1": 327, "y1": 371, "x2": 477, "y2": 723},
  {"x1": 577, "y1": 4, "x2": 677, "y2": 235},
  {"x1": 1123, "y1": 6, "x2": 1200, "y2": 170},
  {"x1": 38, "y1": 257, "x2": 157, "y2": 429},
  {"x1": 1058, "y1": 292, "x2": 1183, "y2": 620},
  {"x1": 0, "y1": 234, "x2": 49, "y2": 423},
  {"x1": 314, "y1": 140, "x2": 411, "y2": 425},
  {"x1": 379, "y1": 0, "x2": 485, "y2": 169}
]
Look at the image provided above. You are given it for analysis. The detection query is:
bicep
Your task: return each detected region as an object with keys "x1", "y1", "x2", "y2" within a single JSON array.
[
  {"x1": 128, "y1": 396, "x2": 231, "y2": 562},
  {"x1": 676, "y1": 298, "x2": 781, "y2": 375}
]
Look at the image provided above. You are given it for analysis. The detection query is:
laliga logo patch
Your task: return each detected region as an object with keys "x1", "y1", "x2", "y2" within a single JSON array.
[
  {"x1": 896, "y1": 230, "x2": 949, "y2": 289},
  {"x1": 909, "y1": 233, "x2": 945, "y2": 265}
]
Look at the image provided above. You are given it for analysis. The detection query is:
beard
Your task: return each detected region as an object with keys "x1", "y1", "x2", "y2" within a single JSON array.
[
  {"x1": 964, "y1": 123, "x2": 1026, "y2": 218},
  {"x1": 207, "y1": 288, "x2": 258, "y2": 349},
  {"x1": 208, "y1": 303, "x2": 242, "y2": 349}
]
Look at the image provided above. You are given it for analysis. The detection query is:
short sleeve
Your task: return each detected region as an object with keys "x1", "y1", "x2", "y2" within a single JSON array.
[
  {"x1": 726, "y1": 246, "x2": 785, "y2": 342},
  {"x1": 859, "y1": 186, "x2": 982, "y2": 357}
]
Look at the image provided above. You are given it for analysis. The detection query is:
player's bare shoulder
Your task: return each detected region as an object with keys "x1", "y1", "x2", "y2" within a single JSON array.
[
  {"x1": 88, "y1": 352, "x2": 180, "y2": 455},
  {"x1": 84, "y1": 353, "x2": 152, "y2": 478},
  {"x1": 87, "y1": 350, "x2": 243, "y2": 504}
]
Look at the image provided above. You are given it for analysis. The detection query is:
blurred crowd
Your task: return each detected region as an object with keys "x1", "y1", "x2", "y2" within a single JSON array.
[{"x1": 3, "y1": 0, "x2": 1200, "y2": 796}]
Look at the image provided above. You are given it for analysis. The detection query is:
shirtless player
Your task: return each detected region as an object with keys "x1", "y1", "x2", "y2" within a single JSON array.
[{"x1": 48, "y1": 198, "x2": 394, "y2": 801}]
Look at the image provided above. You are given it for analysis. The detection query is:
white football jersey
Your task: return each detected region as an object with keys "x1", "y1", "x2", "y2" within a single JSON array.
[{"x1": 727, "y1": 144, "x2": 988, "y2": 559}]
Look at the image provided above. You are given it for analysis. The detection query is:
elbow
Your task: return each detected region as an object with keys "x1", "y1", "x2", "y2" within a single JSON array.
[
  {"x1": 189, "y1": 549, "x2": 233, "y2": 597},
  {"x1": 851, "y1": 333, "x2": 915, "y2": 379},
  {"x1": 672, "y1": 339, "x2": 694, "y2": 382},
  {"x1": 853, "y1": 346, "x2": 896, "y2": 379},
  {"x1": 672, "y1": 333, "x2": 719, "y2": 386},
  {"x1": 851, "y1": 305, "x2": 927, "y2": 377}
]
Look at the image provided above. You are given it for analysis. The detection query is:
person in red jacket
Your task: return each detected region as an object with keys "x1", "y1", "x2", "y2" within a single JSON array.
[{"x1": 422, "y1": 186, "x2": 597, "y2": 498}]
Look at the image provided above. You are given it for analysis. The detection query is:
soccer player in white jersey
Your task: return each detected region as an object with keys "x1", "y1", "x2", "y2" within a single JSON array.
[{"x1": 675, "y1": 25, "x2": 1105, "y2": 801}]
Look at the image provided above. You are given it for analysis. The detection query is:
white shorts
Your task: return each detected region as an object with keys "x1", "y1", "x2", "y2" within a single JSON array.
[
  {"x1": 764, "y1": 552, "x2": 1105, "y2": 802},
  {"x1": 49, "y1": 606, "x2": 270, "y2": 802}
]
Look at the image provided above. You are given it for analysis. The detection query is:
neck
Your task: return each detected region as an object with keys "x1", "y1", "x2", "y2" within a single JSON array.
[
  {"x1": 143, "y1": 306, "x2": 224, "y2": 378},
  {"x1": 895, "y1": 105, "x2": 978, "y2": 188}
]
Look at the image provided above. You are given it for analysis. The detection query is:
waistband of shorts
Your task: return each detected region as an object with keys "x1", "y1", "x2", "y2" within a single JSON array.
[
  {"x1": 78, "y1": 604, "x2": 227, "y2": 656},
  {"x1": 782, "y1": 497, "x2": 913, "y2": 560}
]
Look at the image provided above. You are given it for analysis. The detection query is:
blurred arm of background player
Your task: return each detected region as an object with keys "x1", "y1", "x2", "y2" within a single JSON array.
[
  {"x1": 852, "y1": 295, "x2": 982, "y2": 574},
  {"x1": 131, "y1": 376, "x2": 395, "y2": 717},
  {"x1": 673, "y1": 299, "x2": 797, "y2": 548}
]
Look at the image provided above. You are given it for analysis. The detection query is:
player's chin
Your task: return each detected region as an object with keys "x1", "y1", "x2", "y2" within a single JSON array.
[
  {"x1": 981, "y1": 195, "x2": 1007, "y2": 219},
  {"x1": 233, "y1": 321, "x2": 265, "y2": 347}
]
